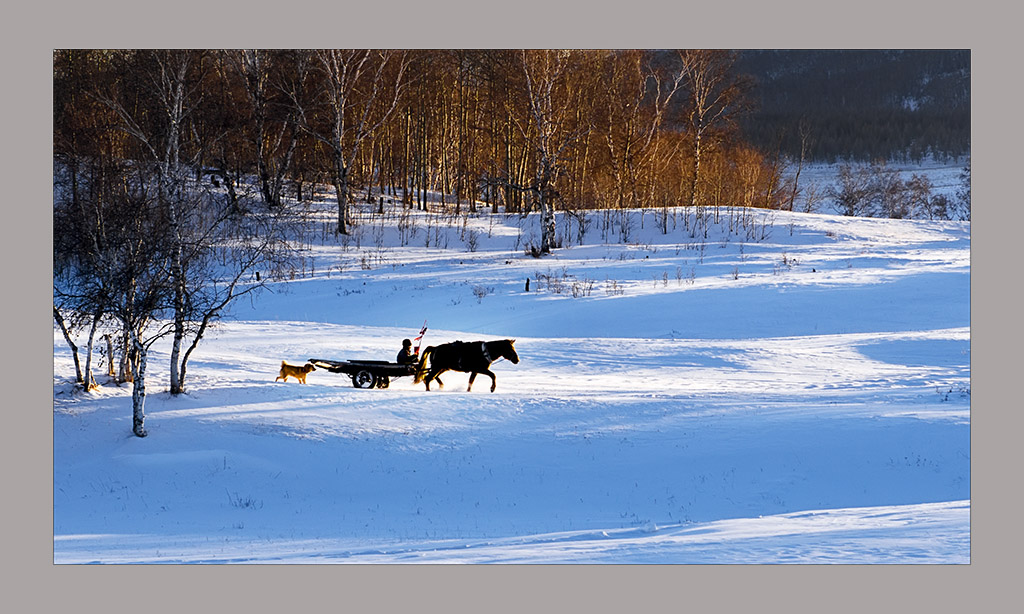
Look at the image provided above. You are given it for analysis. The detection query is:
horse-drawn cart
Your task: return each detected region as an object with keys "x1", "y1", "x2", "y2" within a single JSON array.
[
  {"x1": 308, "y1": 338, "x2": 519, "y2": 392},
  {"x1": 308, "y1": 358, "x2": 417, "y2": 389}
]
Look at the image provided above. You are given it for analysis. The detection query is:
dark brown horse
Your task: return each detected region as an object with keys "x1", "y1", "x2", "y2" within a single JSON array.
[{"x1": 413, "y1": 339, "x2": 519, "y2": 392}]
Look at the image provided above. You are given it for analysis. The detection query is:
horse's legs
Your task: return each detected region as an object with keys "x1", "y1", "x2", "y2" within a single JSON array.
[
  {"x1": 480, "y1": 369, "x2": 497, "y2": 392},
  {"x1": 426, "y1": 368, "x2": 445, "y2": 390},
  {"x1": 424, "y1": 368, "x2": 438, "y2": 391}
]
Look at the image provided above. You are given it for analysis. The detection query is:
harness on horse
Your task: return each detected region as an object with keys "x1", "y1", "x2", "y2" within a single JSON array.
[
  {"x1": 434, "y1": 340, "x2": 502, "y2": 373},
  {"x1": 455, "y1": 342, "x2": 494, "y2": 371}
]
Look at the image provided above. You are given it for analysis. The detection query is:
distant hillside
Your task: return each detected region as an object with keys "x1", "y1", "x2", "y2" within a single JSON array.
[{"x1": 735, "y1": 50, "x2": 970, "y2": 163}]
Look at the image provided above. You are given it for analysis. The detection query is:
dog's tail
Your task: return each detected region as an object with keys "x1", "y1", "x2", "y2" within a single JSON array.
[{"x1": 413, "y1": 346, "x2": 434, "y2": 383}]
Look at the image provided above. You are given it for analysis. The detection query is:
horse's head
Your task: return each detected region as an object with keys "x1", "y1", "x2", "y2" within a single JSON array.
[{"x1": 502, "y1": 339, "x2": 520, "y2": 364}]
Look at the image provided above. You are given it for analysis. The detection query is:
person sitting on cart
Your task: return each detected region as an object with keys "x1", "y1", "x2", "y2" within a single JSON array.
[{"x1": 396, "y1": 339, "x2": 418, "y2": 365}]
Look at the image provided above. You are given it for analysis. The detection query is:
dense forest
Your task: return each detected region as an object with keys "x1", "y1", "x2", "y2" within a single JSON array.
[
  {"x1": 736, "y1": 49, "x2": 970, "y2": 163},
  {"x1": 53, "y1": 49, "x2": 787, "y2": 236}
]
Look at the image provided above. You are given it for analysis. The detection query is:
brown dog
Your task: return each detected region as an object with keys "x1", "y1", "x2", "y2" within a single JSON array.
[{"x1": 275, "y1": 361, "x2": 316, "y2": 384}]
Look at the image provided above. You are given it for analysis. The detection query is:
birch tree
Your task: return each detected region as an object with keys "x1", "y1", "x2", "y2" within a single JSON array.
[
  {"x1": 92, "y1": 50, "x2": 285, "y2": 396},
  {"x1": 676, "y1": 50, "x2": 751, "y2": 210},
  {"x1": 518, "y1": 49, "x2": 592, "y2": 254},
  {"x1": 104, "y1": 191, "x2": 175, "y2": 437},
  {"x1": 221, "y1": 49, "x2": 300, "y2": 209},
  {"x1": 55, "y1": 172, "x2": 174, "y2": 436},
  {"x1": 290, "y1": 49, "x2": 410, "y2": 234},
  {"x1": 91, "y1": 50, "x2": 205, "y2": 395},
  {"x1": 172, "y1": 210, "x2": 290, "y2": 393},
  {"x1": 54, "y1": 50, "x2": 121, "y2": 391},
  {"x1": 601, "y1": 50, "x2": 686, "y2": 210}
]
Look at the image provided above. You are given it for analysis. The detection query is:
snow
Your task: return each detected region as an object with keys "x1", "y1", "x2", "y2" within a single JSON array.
[{"x1": 53, "y1": 183, "x2": 970, "y2": 564}]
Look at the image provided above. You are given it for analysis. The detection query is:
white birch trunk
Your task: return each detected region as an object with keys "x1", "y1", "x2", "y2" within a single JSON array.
[
  {"x1": 130, "y1": 334, "x2": 148, "y2": 438},
  {"x1": 82, "y1": 312, "x2": 100, "y2": 391},
  {"x1": 54, "y1": 307, "x2": 84, "y2": 384}
]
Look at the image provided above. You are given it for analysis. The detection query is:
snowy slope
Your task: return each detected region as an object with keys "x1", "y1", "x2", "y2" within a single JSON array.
[{"x1": 53, "y1": 195, "x2": 970, "y2": 564}]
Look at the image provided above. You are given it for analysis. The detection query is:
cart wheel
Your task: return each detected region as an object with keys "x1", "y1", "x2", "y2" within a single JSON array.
[
  {"x1": 376, "y1": 376, "x2": 390, "y2": 389},
  {"x1": 352, "y1": 369, "x2": 376, "y2": 389}
]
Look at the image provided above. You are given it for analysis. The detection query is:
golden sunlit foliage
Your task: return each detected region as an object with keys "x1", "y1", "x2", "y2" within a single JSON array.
[{"x1": 55, "y1": 49, "x2": 790, "y2": 226}]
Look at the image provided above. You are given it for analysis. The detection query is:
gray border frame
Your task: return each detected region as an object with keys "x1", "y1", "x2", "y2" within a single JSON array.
[{"x1": 30, "y1": 0, "x2": 1011, "y2": 611}]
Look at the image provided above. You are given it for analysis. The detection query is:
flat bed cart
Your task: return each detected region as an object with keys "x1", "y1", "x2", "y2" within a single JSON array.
[{"x1": 309, "y1": 358, "x2": 417, "y2": 389}]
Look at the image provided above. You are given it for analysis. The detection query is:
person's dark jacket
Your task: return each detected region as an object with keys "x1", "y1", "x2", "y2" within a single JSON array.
[{"x1": 397, "y1": 348, "x2": 417, "y2": 365}]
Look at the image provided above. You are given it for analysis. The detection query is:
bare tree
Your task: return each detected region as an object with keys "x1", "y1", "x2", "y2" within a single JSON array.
[
  {"x1": 829, "y1": 160, "x2": 927, "y2": 219},
  {"x1": 53, "y1": 304, "x2": 84, "y2": 385},
  {"x1": 104, "y1": 191, "x2": 175, "y2": 437},
  {"x1": 289, "y1": 49, "x2": 410, "y2": 234},
  {"x1": 173, "y1": 207, "x2": 290, "y2": 392},
  {"x1": 53, "y1": 174, "x2": 89, "y2": 388},
  {"x1": 601, "y1": 50, "x2": 686, "y2": 210},
  {"x1": 518, "y1": 49, "x2": 593, "y2": 254},
  {"x1": 221, "y1": 50, "x2": 300, "y2": 209},
  {"x1": 676, "y1": 50, "x2": 751, "y2": 210},
  {"x1": 830, "y1": 163, "x2": 875, "y2": 217},
  {"x1": 90, "y1": 50, "x2": 207, "y2": 395},
  {"x1": 871, "y1": 160, "x2": 911, "y2": 219},
  {"x1": 55, "y1": 167, "x2": 175, "y2": 435},
  {"x1": 905, "y1": 173, "x2": 934, "y2": 219},
  {"x1": 785, "y1": 118, "x2": 813, "y2": 211},
  {"x1": 955, "y1": 157, "x2": 971, "y2": 221},
  {"x1": 88, "y1": 50, "x2": 291, "y2": 396},
  {"x1": 54, "y1": 51, "x2": 123, "y2": 392},
  {"x1": 53, "y1": 153, "x2": 129, "y2": 392}
]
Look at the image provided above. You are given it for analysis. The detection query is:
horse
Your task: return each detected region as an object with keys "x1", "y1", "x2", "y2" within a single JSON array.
[{"x1": 413, "y1": 339, "x2": 519, "y2": 392}]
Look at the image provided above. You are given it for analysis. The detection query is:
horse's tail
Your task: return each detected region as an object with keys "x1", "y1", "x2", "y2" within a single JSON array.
[{"x1": 413, "y1": 346, "x2": 434, "y2": 383}]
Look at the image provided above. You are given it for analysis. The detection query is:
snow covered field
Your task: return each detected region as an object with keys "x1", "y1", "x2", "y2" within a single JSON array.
[{"x1": 53, "y1": 187, "x2": 970, "y2": 563}]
